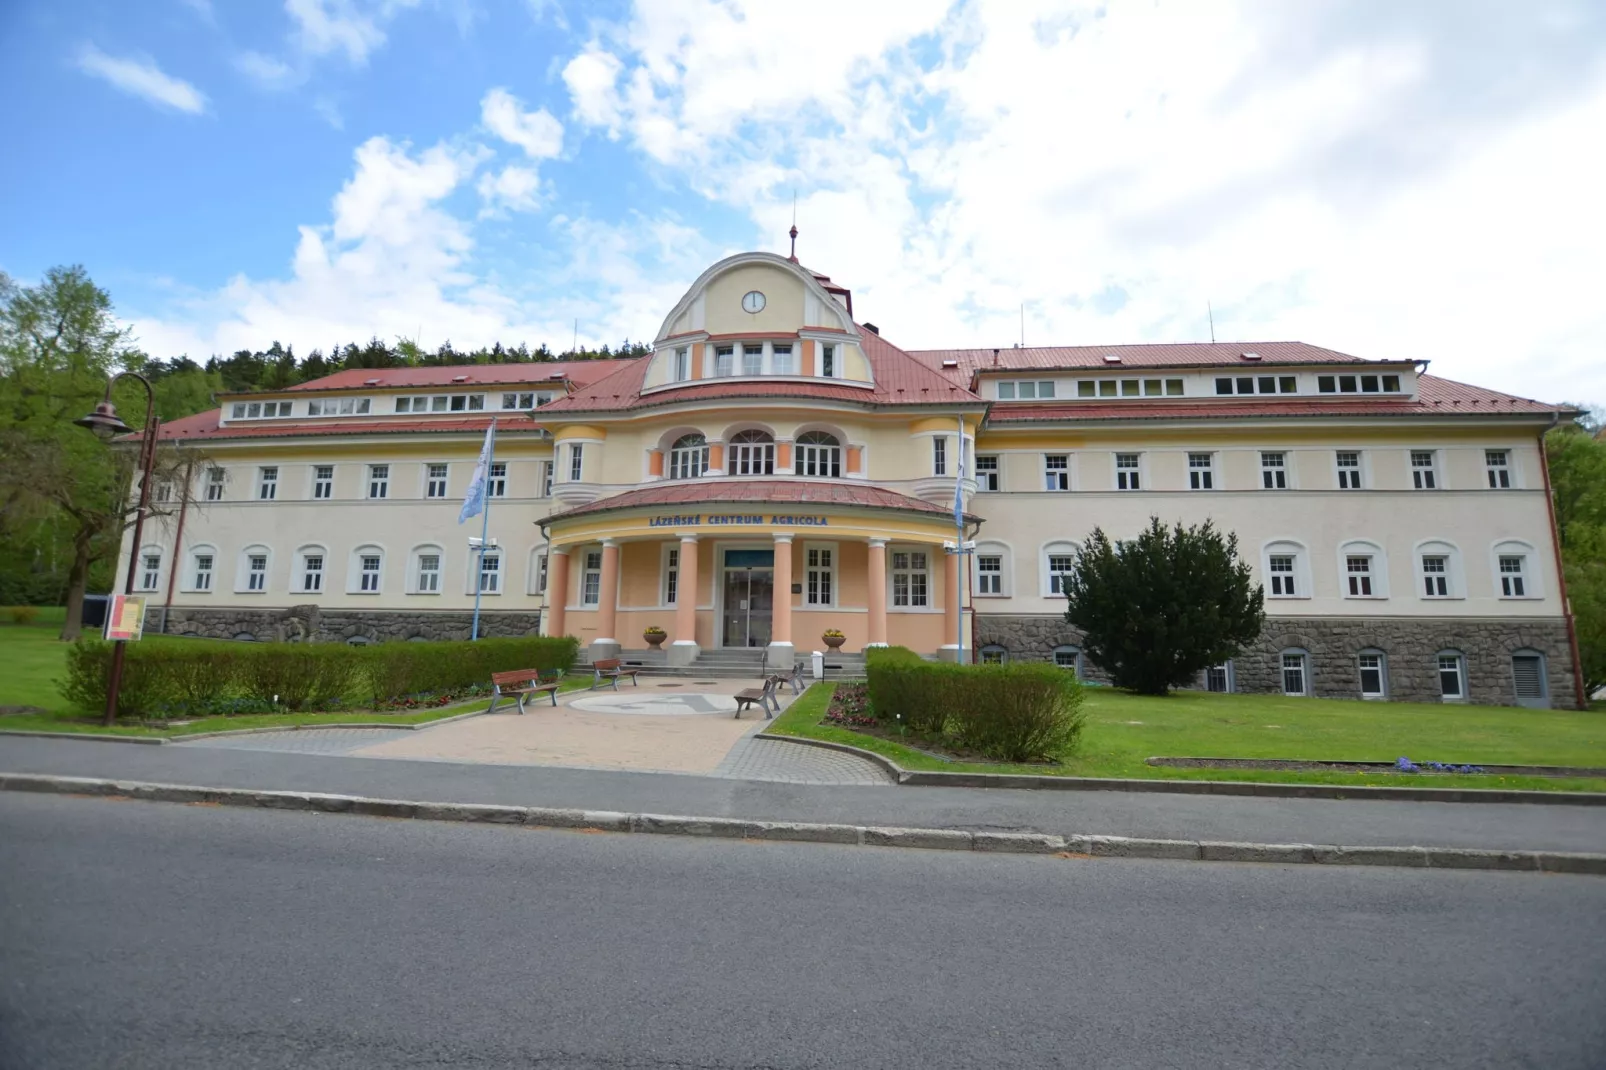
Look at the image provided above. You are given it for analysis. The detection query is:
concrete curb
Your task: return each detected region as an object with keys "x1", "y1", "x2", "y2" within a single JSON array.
[
  {"x1": 758, "y1": 733, "x2": 1606, "y2": 806},
  {"x1": 3, "y1": 772, "x2": 1602, "y2": 876},
  {"x1": 0, "y1": 729, "x2": 166, "y2": 745},
  {"x1": 0, "y1": 704, "x2": 494, "y2": 746}
]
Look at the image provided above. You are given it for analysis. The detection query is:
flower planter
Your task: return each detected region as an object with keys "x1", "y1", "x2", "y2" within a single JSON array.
[
  {"x1": 822, "y1": 634, "x2": 846, "y2": 651},
  {"x1": 643, "y1": 631, "x2": 666, "y2": 649}
]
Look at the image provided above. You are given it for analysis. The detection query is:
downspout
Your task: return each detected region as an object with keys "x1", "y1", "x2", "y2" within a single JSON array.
[
  {"x1": 158, "y1": 454, "x2": 196, "y2": 635},
  {"x1": 1539, "y1": 410, "x2": 1588, "y2": 710}
]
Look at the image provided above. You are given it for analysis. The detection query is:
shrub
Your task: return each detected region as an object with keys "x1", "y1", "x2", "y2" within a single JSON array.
[
  {"x1": 61, "y1": 640, "x2": 170, "y2": 719},
  {"x1": 8, "y1": 606, "x2": 40, "y2": 625},
  {"x1": 358, "y1": 635, "x2": 577, "y2": 707},
  {"x1": 238, "y1": 645, "x2": 357, "y2": 711},
  {"x1": 865, "y1": 648, "x2": 1085, "y2": 762}
]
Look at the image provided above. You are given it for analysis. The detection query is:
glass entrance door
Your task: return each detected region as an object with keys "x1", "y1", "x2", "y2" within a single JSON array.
[{"x1": 722, "y1": 550, "x2": 774, "y2": 648}]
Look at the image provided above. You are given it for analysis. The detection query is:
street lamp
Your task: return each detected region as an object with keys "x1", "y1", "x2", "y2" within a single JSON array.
[{"x1": 74, "y1": 373, "x2": 160, "y2": 726}]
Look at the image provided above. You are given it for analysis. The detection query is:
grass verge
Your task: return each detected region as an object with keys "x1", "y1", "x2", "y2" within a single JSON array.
[{"x1": 768, "y1": 682, "x2": 1606, "y2": 794}]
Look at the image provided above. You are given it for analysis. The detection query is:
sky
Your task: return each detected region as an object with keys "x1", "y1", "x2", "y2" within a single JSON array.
[{"x1": 2, "y1": 0, "x2": 1603, "y2": 405}]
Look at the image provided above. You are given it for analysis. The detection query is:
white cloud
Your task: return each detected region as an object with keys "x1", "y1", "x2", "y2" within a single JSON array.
[
  {"x1": 235, "y1": 51, "x2": 302, "y2": 90},
  {"x1": 555, "y1": 0, "x2": 1606, "y2": 404},
  {"x1": 476, "y1": 165, "x2": 543, "y2": 214},
  {"x1": 313, "y1": 97, "x2": 345, "y2": 129},
  {"x1": 284, "y1": 0, "x2": 418, "y2": 66},
  {"x1": 480, "y1": 87, "x2": 565, "y2": 160},
  {"x1": 75, "y1": 44, "x2": 207, "y2": 114}
]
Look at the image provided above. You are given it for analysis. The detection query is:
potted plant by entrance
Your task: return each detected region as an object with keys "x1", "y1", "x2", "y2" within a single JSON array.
[
  {"x1": 643, "y1": 626, "x2": 667, "y2": 650},
  {"x1": 821, "y1": 628, "x2": 846, "y2": 651}
]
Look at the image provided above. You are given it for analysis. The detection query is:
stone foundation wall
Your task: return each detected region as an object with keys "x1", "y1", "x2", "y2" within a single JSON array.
[
  {"x1": 974, "y1": 613, "x2": 1581, "y2": 709},
  {"x1": 153, "y1": 605, "x2": 543, "y2": 644}
]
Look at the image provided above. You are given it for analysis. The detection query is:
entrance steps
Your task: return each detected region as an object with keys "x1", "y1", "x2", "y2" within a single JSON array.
[{"x1": 574, "y1": 647, "x2": 866, "y2": 681}]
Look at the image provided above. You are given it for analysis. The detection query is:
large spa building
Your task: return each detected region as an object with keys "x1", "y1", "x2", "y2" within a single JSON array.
[{"x1": 126, "y1": 251, "x2": 1586, "y2": 708}]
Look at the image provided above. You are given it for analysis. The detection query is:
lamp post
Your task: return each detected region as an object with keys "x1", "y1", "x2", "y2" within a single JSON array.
[{"x1": 74, "y1": 373, "x2": 160, "y2": 726}]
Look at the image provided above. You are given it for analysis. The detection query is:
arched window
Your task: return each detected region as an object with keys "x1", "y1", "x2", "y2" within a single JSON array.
[
  {"x1": 1415, "y1": 539, "x2": 1462, "y2": 599},
  {"x1": 973, "y1": 541, "x2": 1012, "y2": 597},
  {"x1": 1357, "y1": 648, "x2": 1388, "y2": 699},
  {"x1": 795, "y1": 431, "x2": 841, "y2": 478},
  {"x1": 1053, "y1": 645, "x2": 1083, "y2": 677},
  {"x1": 237, "y1": 545, "x2": 272, "y2": 593},
  {"x1": 185, "y1": 545, "x2": 217, "y2": 593},
  {"x1": 1262, "y1": 539, "x2": 1310, "y2": 599},
  {"x1": 668, "y1": 433, "x2": 709, "y2": 480},
  {"x1": 980, "y1": 644, "x2": 1008, "y2": 665},
  {"x1": 136, "y1": 546, "x2": 163, "y2": 592},
  {"x1": 1040, "y1": 541, "x2": 1078, "y2": 597},
  {"x1": 728, "y1": 429, "x2": 775, "y2": 475},
  {"x1": 349, "y1": 545, "x2": 385, "y2": 594},
  {"x1": 1337, "y1": 539, "x2": 1388, "y2": 599},
  {"x1": 294, "y1": 545, "x2": 328, "y2": 594},
  {"x1": 411, "y1": 545, "x2": 443, "y2": 595},
  {"x1": 1491, "y1": 540, "x2": 1540, "y2": 599}
]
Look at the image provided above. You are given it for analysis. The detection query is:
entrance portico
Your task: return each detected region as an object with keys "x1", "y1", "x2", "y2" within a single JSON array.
[{"x1": 539, "y1": 481, "x2": 976, "y2": 664}]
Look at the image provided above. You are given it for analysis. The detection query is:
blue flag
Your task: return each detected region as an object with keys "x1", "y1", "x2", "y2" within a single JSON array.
[
  {"x1": 953, "y1": 426, "x2": 965, "y2": 530},
  {"x1": 459, "y1": 422, "x2": 496, "y2": 524}
]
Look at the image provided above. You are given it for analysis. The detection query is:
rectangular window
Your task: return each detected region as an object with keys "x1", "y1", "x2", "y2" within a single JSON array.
[
  {"x1": 1346, "y1": 555, "x2": 1374, "y2": 597},
  {"x1": 1317, "y1": 375, "x2": 1336, "y2": 393},
  {"x1": 1144, "y1": 379, "x2": 1162, "y2": 396},
  {"x1": 1098, "y1": 380, "x2": 1117, "y2": 398},
  {"x1": 302, "y1": 554, "x2": 324, "y2": 592},
  {"x1": 1339, "y1": 375, "x2": 1358, "y2": 393},
  {"x1": 467, "y1": 395, "x2": 485, "y2": 411},
  {"x1": 426, "y1": 464, "x2": 448, "y2": 498},
  {"x1": 1188, "y1": 452, "x2": 1214, "y2": 490},
  {"x1": 569, "y1": 444, "x2": 584, "y2": 482},
  {"x1": 1359, "y1": 654, "x2": 1385, "y2": 697},
  {"x1": 247, "y1": 554, "x2": 267, "y2": 592},
  {"x1": 998, "y1": 382, "x2": 1016, "y2": 399},
  {"x1": 1166, "y1": 378, "x2": 1184, "y2": 396},
  {"x1": 1422, "y1": 555, "x2": 1449, "y2": 597},
  {"x1": 539, "y1": 460, "x2": 554, "y2": 498},
  {"x1": 536, "y1": 553, "x2": 548, "y2": 595},
  {"x1": 1411, "y1": 450, "x2": 1438, "y2": 489},
  {"x1": 231, "y1": 403, "x2": 245, "y2": 418},
  {"x1": 821, "y1": 345, "x2": 836, "y2": 378},
  {"x1": 450, "y1": 395, "x2": 466, "y2": 412},
  {"x1": 1282, "y1": 653, "x2": 1307, "y2": 696},
  {"x1": 1078, "y1": 381, "x2": 1096, "y2": 398},
  {"x1": 206, "y1": 467, "x2": 226, "y2": 502},
  {"x1": 771, "y1": 344, "x2": 794, "y2": 375},
  {"x1": 368, "y1": 464, "x2": 389, "y2": 499},
  {"x1": 1120, "y1": 379, "x2": 1139, "y2": 397},
  {"x1": 417, "y1": 554, "x2": 440, "y2": 593},
  {"x1": 1260, "y1": 452, "x2": 1287, "y2": 490},
  {"x1": 933, "y1": 436, "x2": 947, "y2": 476},
  {"x1": 1215, "y1": 377, "x2": 1234, "y2": 396},
  {"x1": 258, "y1": 466, "x2": 278, "y2": 501},
  {"x1": 246, "y1": 402, "x2": 261, "y2": 419},
  {"x1": 313, "y1": 465, "x2": 334, "y2": 499},
  {"x1": 151, "y1": 481, "x2": 174, "y2": 504},
  {"x1": 1278, "y1": 376, "x2": 1297, "y2": 393},
  {"x1": 1485, "y1": 450, "x2": 1511, "y2": 489},
  {"x1": 479, "y1": 553, "x2": 500, "y2": 593},
  {"x1": 1047, "y1": 554, "x2": 1075, "y2": 596},
  {"x1": 1499, "y1": 555, "x2": 1527, "y2": 597},
  {"x1": 1258, "y1": 376, "x2": 1275, "y2": 394},
  {"x1": 714, "y1": 346, "x2": 734, "y2": 376},
  {"x1": 1019, "y1": 382, "x2": 1037, "y2": 399},
  {"x1": 139, "y1": 554, "x2": 160, "y2": 591},
  {"x1": 431, "y1": 396, "x2": 448, "y2": 412},
  {"x1": 487, "y1": 462, "x2": 506, "y2": 498},
  {"x1": 582, "y1": 551, "x2": 602, "y2": 606},
  {"x1": 1269, "y1": 555, "x2": 1297, "y2": 596},
  {"x1": 891, "y1": 550, "x2": 928, "y2": 607},
  {"x1": 673, "y1": 347, "x2": 690, "y2": 382},
  {"x1": 1438, "y1": 655, "x2": 1463, "y2": 698},
  {"x1": 193, "y1": 554, "x2": 213, "y2": 591},
  {"x1": 806, "y1": 546, "x2": 835, "y2": 606},
  {"x1": 398, "y1": 397, "x2": 413, "y2": 413},
  {"x1": 359, "y1": 555, "x2": 381, "y2": 592},
  {"x1": 1044, "y1": 454, "x2": 1070, "y2": 491},
  {"x1": 1336, "y1": 451, "x2": 1362, "y2": 489},
  {"x1": 1115, "y1": 452, "x2": 1141, "y2": 491},
  {"x1": 976, "y1": 554, "x2": 1002, "y2": 595},
  {"x1": 975, "y1": 455, "x2": 999, "y2": 491},
  {"x1": 664, "y1": 548, "x2": 679, "y2": 605},
  {"x1": 1236, "y1": 377, "x2": 1254, "y2": 395},
  {"x1": 742, "y1": 344, "x2": 764, "y2": 376}
]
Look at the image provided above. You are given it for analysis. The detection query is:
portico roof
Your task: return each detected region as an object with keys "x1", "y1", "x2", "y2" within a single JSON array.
[{"x1": 544, "y1": 479, "x2": 977, "y2": 524}]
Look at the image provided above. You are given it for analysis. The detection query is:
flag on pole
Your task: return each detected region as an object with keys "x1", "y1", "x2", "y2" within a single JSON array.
[
  {"x1": 953, "y1": 424, "x2": 966, "y2": 530},
  {"x1": 459, "y1": 422, "x2": 497, "y2": 524}
]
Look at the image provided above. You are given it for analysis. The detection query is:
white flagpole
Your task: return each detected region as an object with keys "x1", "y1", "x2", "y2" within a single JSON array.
[{"x1": 470, "y1": 419, "x2": 497, "y2": 641}]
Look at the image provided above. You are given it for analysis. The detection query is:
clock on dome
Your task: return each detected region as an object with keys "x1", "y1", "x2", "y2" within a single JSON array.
[{"x1": 741, "y1": 290, "x2": 766, "y2": 313}]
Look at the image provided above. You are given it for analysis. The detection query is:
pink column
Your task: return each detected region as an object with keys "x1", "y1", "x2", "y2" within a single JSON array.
[
  {"x1": 545, "y1": 550, "x2": 569, "y2": 637},
  {"x1": 866, "y1": 538, "x2": 888, "y2": 648},
  {"x1": 675, "y1": 536, "x2": 699, "y2": 646},
  {"x1": 596, "y1": 539, "x2": 620, "y2": 643},
  {"x1": 771, "y1": 534, "x2": 793, "y2": 644}
]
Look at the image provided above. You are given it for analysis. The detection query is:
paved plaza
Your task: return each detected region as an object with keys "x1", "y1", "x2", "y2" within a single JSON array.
[{"x1": 177, "y1": 679, "x2": 894, "y2": 785}]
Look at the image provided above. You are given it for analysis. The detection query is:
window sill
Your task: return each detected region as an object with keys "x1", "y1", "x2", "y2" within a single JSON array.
[
  {"x1": 407, "y1": 591, "x2": 442, "y2": 596},
  {"x1": 1266, "y1": 595, "x2": 1311, "y2": 600}
]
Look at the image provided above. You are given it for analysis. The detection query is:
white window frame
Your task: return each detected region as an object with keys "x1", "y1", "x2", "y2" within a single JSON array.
[
  {"x1": 312, "y1": 464, "x2": 335, "y2": 500},
  {"x1": 728, "y1": 430, "x2": 775, "y2": 476},
  {"x1": 661, "y1": 544, "x2": 680, "y2": 606},
  {"x1": 1113, "y1": 451, "x2": 1142, "y2": 491},
  {"x1": 1337, "y1": 540, "x2": 1388, "y2": 599},
  {"x1": 308, "y1": 396, "x2": 372, "y2": 417},
  {"x1": 205, "y1": 466, "x2": 226, "y2": 502},
  {"x1": 888, "y1": 546, "x2": 931, "y2": 610},
  {"x1": 741, "y1": 344, "x2": 764, "y2": 376},
  {"x1": 1492, "y1": 541, "x2": 1539, "y2": 599},
  {"x1": 425, "y1": 463, "x2": 448, "y2": 499},
  {"x1": 367, "y1": 463, "x2": 389, "y2": 500},
  {"x1": 186, "y1": 545, "x2": 217, "y2": 593},
  {"x1": 257, "y1": 466, "x2": 279, "y2": 501},
  {"x1": 581, "y1": 549, "x2": 602, "y2": 606},
  {"x1": 1260, "y1": 451, "x2": 1289, "y2": 490},
  {"x1": 932, "y1": 436, "x2": 948, "y2": 477},
  {"x1": 1053, "y1": 645, "x2": 1084, "y2": 677},
  {"x1": 237, "y1": 545, "x2": 271, "y2": 593},
  {"x1": 714, "y1": 345, "x2": 735, "y2": 377},
  {"x1": 1334, "y1": 450, "x2": 1364, "y2": 490},
  {"x1": 668, "y1": 434, "x2": 709, "y2": 480},
  {"x1": 795, "y1": 432, "x2": 842, "y2": 479},
  {"x1": 294, "y1": 545, "x2": 328, "y2": 594},
  {"x1": 974, "y1": 541, "x2": 1011, "y2": 597},
  {"x1": 1187, "y1": 451, "x2": 1215, "y2": 491},
  {"x1": 1415, "y1": 539, "x2": 1462, "y2": 599},
  {"x1": 1485, "y1": 449, "x2": 1514, "y2": 489},
  {"x1": 1263, "y1": 540, "x2": 1310, "y2": 599},
  {"x1": 1041, "y1": 541, "x2": 1077, "y2": 598},
  {"x1": 487, "y1": 461, "x2": 507, "y2": 498},
  {"x1": 1436, "y1": 650, "x2": 1466, "y2": 702},
  {"x1": 539, "y1": 460, "x2": 554, "y2": 498},
  {"x1": 568, "y1": 443, "x2": 585, "y2": 482},
  {"x1": 805, "y1": 542, "x2": 837, "y2": 607},
  {"x1": 530, "y1": 547, "x2": 549, "y2": 596},
  {"x1": 820, "y1": 344, "x2": 837, "y2": 378},
  {"x1": 137, "y1": 547, "x2": 163, "y2": 592},
  {"x1": 1410, "y1": 449, "x2": 1440, "y2": 490},
  {"x1": 771, "y1": 343, "x2": 794, "y2": 376},
  {"x1": 476, "y1": 550, "x2": 501, "y2": 595},
  {"x1": 411, "y1": 546, "x2": 443, "y2": 595},
  {"x1": 1281, "y1": 649, "x2": 1310, "y2": 696},
  {"x1": 1043, "y1": 454, "x2": 1070, "y2": 491},
  {"x1": 351, "y1": 546, "x2": 384, "y2": 594},
  {"x1": 673, "y1": 346, "x2": 690, "y2": 382},
  {"x1": 975, "y1": 454, "x2": 1000, "y2": 492},
  {"x1": 1357, "y1": 650, "x2": 1388, "y2": 699}
]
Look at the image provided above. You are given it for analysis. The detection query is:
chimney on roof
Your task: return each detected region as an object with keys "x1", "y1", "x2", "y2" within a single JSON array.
[
  {"x1": 992, "y1": 348, "x2": 999, "y2": 367},
  {"x1": 863, "y1": 322, "x2": 879, "y2": 335}
]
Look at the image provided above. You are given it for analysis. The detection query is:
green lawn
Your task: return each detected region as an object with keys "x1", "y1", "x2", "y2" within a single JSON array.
[
  {"x1": 0, "y1": 610, "x2": 587, "y2": 738},
  {"x1": 768, "y1": 682, "x2": 1606, "y2": 793}
]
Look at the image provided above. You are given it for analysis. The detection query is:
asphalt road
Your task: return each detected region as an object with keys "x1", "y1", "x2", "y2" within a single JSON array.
[
  {"x1": 2, "y1": 794, "x2": 1603, "y2": 1069},
  {"x1": 5, "y1": 734, "x2": 1606, "y2": 853}
]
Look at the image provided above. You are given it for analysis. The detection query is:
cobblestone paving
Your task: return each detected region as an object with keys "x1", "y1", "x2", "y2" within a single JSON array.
[
  {"x1": 177, "y1": 729, "x2": 416, "y2": 755},
  {"x1": 711, "y1": 736, "x2": 894, "y2": 786}
]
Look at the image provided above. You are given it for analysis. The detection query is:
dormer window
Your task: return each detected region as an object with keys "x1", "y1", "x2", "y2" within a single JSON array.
[
  {"x1": 1077, "y1": 378, "x2": 1184, "y2": 398},
  {"x1": 997, "y1": 380, "x2": 1055, "y2": 400},
  {"x1": 1215, "y1": 376, "x2": 1297, "y2": 396},
  {"x1": 308, "y1": 397, "x2": 372, "y2": 417},
  {"x1": 1317, "y1": 373, "x2": 1401, "y2": 394}
]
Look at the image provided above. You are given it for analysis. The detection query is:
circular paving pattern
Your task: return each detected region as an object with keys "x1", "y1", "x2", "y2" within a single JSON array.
[{"x1": 566, "y1": 692, "x2": 739, "y2": 716}]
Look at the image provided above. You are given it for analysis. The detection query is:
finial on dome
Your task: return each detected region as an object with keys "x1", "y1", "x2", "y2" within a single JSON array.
[{"x1": 788, "y1": 191, "x2": 799, "y2": 261}]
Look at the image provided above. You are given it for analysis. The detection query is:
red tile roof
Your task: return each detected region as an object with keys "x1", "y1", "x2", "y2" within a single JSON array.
[
  {"x1": 908, "y1": 341, "x2": 1396, "y2": 383},
  {"x1": 263, "y1": 358, "x2": 635, "y2": 395},
  {"x1": 536, "y1": 327, "x2": 983, "y2": 415},
  {"x1": 545, "y1": 479, "x2": 973, "y2": 523},
  {"x1": 983, "y1": 375, "x2": 1562, "y2": 424}
]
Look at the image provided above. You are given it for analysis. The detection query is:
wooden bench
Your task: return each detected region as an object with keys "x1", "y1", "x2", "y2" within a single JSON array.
[
  {"x1": 734, "y1": 675, "x2": 781, "y2": 720},
  {"x1": 590, "y1": 658, "x2": 641, "y2": 691},
  {"x1": 772, "y1": 662, "x2": 806, "y2": 697},
  {"x1": 488, "y1": 668, "x2": 562, "y2": 715}
]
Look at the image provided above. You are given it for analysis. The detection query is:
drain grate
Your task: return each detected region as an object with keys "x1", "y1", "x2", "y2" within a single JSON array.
[
  {"x1": 655, "y1": 683, "x2": 685, "y2": 688},
  {"x1": 694, "y1": 680, "x2": 719, "y2": 685}
]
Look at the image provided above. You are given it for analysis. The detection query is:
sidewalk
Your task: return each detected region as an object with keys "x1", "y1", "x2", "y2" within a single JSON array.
[{"x1": 3, "y1": 734, "x2": 1603, "y2": 854}]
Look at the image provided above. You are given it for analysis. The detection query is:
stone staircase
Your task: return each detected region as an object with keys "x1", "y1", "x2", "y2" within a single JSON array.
[{"x1": 574, "y1": 646, "x2": 866, "y2": 681}]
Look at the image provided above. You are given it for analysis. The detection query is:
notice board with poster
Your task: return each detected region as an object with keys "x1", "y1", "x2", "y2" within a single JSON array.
[{"x1": 104, "y1": 594, "x2": 147, "y2": 642}]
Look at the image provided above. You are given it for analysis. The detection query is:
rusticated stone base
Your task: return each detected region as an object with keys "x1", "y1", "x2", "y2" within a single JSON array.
[
  {"x1": 973, "y1": 613, "x2": 1581, "y2": 709},
  {"x1": 151, "y1": 605, "x2": 543, "y2": 644}
]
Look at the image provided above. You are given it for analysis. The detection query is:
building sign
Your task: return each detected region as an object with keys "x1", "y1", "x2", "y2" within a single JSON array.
[
  {"x1": 647, "y1": 514, "x2": 829, "y2": 528},
  {"x1": 104, "y1": 594, "x2": 147, "y2": 642}
]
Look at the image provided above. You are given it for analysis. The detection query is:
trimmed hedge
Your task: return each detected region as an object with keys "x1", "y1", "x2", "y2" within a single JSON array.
[
  {"x1": 866, "y1": 646, "x2": 1086, "y2": 762},
  {"x1": 61, "y1": 635, "x2": 580, "y2": 719}
]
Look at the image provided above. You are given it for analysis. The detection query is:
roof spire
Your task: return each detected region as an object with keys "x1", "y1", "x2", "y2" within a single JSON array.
[{"x1": 788, "y1": 190, "x2": 799, "y2": 262}]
